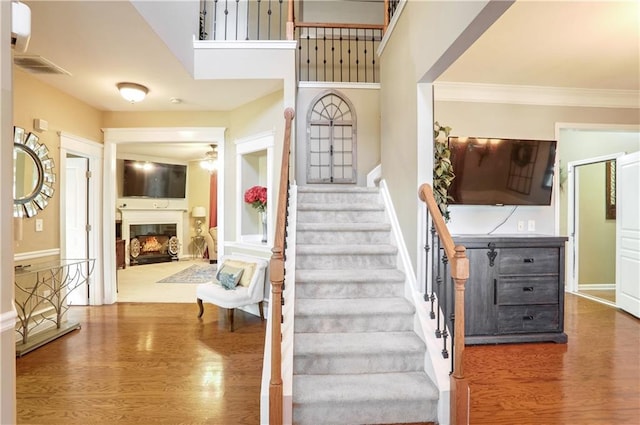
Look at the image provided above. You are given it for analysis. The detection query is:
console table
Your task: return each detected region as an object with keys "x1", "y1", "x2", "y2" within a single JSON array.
[
  {"x1": 14, "y1": 258, "x2": 95, "y2": 356},
  {"x1": 452, "y1": 235, "x2": 568, "y2": 345}
]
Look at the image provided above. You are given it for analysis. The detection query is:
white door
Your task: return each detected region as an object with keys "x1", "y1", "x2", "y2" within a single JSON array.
[
  {"x1": 616, "y1": 151, "x2": 640, "y2": 318},
  {"x1": 65, "y1": 156, "x2": 89, "y2": 305}
]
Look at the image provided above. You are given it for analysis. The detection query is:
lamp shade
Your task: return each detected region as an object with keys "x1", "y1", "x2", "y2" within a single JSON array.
[
  {"x1": 192, "y1": 206, "x2": 206, "y2": 218},
  {"x1": 117, "y1": 82, "x2": 148, "y2": 103}
]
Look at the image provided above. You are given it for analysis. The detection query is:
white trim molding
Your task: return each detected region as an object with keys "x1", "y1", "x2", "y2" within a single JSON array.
[
  {"x1": 194, "y1": 39, "x2": 297, "y2": 50},
  {"x1": 14, "y1": 248, "x2": 61, "y2": 262},
  {"x1": 298, "y1": 82, "x2": 380, "y2": 90},
  {"x1": 435, "y1": 82, "x2": 640, "y2": 109},
  {"x1": 0, "y1": 306, "x2": 17, "y2": 333}
]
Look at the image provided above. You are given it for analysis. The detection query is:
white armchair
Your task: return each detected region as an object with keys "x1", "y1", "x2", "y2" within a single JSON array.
[{"x1": 196, "y1": 254, "x2": 268, "y2": 331}]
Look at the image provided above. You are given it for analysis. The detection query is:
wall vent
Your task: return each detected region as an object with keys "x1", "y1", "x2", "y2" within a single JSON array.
[{"x1": 13, "y1": 55, "x2": 72, "y2": 76}]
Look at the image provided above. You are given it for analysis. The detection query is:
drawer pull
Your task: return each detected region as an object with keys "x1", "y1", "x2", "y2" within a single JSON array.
[
  {"x1": 523, "y1": 315, "x2": 535, "y2": 321},
  {"x1": 523, "y1": 287, "x2": 534, "y2": 292},
  {"x1": 523, "y1": 258, "x2": 535, "y2": 263}
]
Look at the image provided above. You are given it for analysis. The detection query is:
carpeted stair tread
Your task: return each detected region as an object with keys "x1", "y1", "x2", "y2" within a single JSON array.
[
  {"x1": 296, "y1": 244, "x2": 397, "y2": 255},
  {"x1": 297, "y1": 186, "x2": 379, "y2": 193},
  {"x1": 298, "y1": 202, "x2": 383, "y2": 211},
  {"x1": 293, "y1": 372, "x2": 438, "y2": 403},
  {"x1": 297, "y1": 222, "x2": 391, "y2": 232},
  {"x1": 296, "y1": 297, "x2": 414, "y2": 316},
  {"x1": 296, "y1": 269, "x2": 405, "y2": 283},
  {"x1": 295, "y1": 331, "x2": 425, "y2": 355}
]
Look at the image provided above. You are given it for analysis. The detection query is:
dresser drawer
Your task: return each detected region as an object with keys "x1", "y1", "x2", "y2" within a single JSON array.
[
  {"x1": 497, "y1": 276, "x2": 559, "y2": 305},
  {"x1": 498, "y1": 305, "x2": 559, "y2": 333},
  {"x1": 499, "y1": 248, "x2": 558, "y2": 275}
]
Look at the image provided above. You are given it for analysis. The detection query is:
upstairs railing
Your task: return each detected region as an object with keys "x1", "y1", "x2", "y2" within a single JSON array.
[
  {"x1": 198, "y1": 0, "x2": 403, "y2": 84},
  {"x1": 418, "y1": 183, "x2": 469, "y2": 424},
  {"x1": 269, "y1": 107, "x2": 295, "y2": 425}
]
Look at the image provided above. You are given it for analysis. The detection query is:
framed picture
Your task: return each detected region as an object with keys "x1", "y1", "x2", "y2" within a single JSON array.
[{"x1": 605, "y1": 160, "x2": 616, "y2": 220}]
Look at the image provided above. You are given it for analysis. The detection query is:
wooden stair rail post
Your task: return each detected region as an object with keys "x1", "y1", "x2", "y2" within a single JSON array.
[
  {"x1": 286, "y1": 0, "x2": 295, "y2": 40},
  {"x1": 418, "y1": 183, "x2": 469, "y2": 422},
  {"x1": 384, "y1": 0, "x2": 390, "y2": 32},
  {"x1": 269, "y1": 107, "x2": 295, "y2": 425}
]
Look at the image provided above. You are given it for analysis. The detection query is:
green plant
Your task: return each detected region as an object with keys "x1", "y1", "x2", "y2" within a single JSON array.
[{"x1": 433, "y1": 121, "x2": 455, "y2": 222}]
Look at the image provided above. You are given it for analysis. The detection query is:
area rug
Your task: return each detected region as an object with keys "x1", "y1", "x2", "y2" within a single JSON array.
[{"x1": 157, "y1": 264, "x2": 217, "y2": 284}]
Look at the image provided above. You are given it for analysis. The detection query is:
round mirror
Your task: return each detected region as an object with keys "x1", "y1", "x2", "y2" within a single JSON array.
[
  {"x1": 14, "y1": 144, "x2": 43, "y2": 201},
  {"x1": 13, "y1": 126, "x2": 55, "y2": 218}
]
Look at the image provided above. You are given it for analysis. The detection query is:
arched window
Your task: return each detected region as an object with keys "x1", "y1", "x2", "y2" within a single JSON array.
[{"x1": 307, "y1": 91, "x2": 356, "y2": 183}]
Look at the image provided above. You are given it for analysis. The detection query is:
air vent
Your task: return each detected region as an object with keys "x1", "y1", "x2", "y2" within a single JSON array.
[{"x1": 13, "y1": 55, "x2": 71, "y2": 76}]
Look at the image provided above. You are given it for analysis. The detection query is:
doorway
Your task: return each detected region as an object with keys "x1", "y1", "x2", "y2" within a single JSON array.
[{"x1": 567, "y1": 153, "x2": 623, "y2": 306}]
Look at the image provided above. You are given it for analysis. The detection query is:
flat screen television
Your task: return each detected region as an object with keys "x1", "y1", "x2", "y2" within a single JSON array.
[
  {"x1": 447, "y1": 137, "x2": 557, "y2": 206},
  {"x1": 123, "y1": 160, "x2": 187, "y2": 199}
]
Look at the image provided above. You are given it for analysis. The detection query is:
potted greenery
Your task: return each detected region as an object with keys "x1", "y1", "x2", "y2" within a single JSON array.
[{"x1": 433, "y1": 122, "x2": 455, "y2": 222}]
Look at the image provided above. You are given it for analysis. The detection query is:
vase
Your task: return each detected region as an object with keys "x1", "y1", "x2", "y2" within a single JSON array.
[{"x1": 259, "y1": 211, "x2": 267, "y2": 244}]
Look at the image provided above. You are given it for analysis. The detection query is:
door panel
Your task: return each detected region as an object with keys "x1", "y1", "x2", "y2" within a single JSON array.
[
  {"x1": 65, "y1": 157, "x2": 89, "y2": 306},
  {"x1": 616, "y1": 151, "x2": 640, "y2": 318}
]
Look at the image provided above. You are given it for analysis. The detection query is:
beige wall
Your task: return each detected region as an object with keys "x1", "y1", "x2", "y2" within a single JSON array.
[
  {"x1": 13, "y1": 69, "x2": 103, "y2": 255},
  {"x1": 577, "y1": 162, "x2": 616, "y2": 285},
  {"x1": 296, "y1": 87, "x2": 380, "y2": 186},
  {"x1": 435, "y1": 101, "x2": 640, "y2": 236},
  {"x1": 379, "y1": 1, "x2": 492, "y2": 267}
]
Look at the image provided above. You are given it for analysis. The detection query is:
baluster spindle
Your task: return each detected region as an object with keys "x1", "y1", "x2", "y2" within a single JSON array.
[
  {"x1": 424, "y1": 211, "x2": 431, "y2": 301},
  {"x1": 278, "y1": 0, "x2": 283, "y2": 40},
  {"x1": 314, "y1": 27, "x2": 318, "y2": 82},
  {"x1": 355, "y1": 31, "x2": 359, "y2": 82},
  {"x1": 213, "y1": 0, "x2": 218, "y2": 40},
  {"x1": 223, "y1": 0, "x2": 229, "y2": 40},
  {"x1": 441, "y1": 251, "x2": 449, "y2": 359},
  {"x1": 429, "y1": 224, "x2": 437, "y2": 319},
  {"x1": 323, "y1": 30, "x2": 327, "y2": 81},
  {"x1": 348, "y1": 28, "x2": 352, "y2": 82},
  {"x1": 245, "y1": 0, "x2": 250, "y2": 39},
  {"x1": 267, "y1": 0, "x2": 272, "y2": 40},
  {"x1": 257, "y1": 0, "x2": 261, "y2": 39},
  {"x1": 331, "y1": 28, "x2": 335, "y2": 82}
]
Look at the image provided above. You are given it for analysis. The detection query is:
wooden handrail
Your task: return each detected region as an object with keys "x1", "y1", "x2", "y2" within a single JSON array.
[
  {"x1": 418, "y1": 183, "x2": 469, "y2": 424},
  {"x1": 269, "y1": 107, "x2": 295, "y2": 425},
  {"x1": 296, "y1": 21, "x2": 385, "y2": 31}
]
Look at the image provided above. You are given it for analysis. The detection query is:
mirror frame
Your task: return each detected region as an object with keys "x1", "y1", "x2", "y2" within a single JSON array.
[{"x1": 13, "y1": 126, "x2": 56, "y2": 218}]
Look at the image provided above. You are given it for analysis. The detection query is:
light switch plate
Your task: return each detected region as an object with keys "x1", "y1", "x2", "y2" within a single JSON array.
[
  {"x1": 527, "y1": 219, "x2": 535, "y2": 232},
  {"x1": 35, "y1": 219, "x2": 43, "y2": 232}
]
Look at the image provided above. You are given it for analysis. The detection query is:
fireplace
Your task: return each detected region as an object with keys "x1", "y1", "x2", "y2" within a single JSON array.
[
  {"x1": 119, "y1": 207, "x2": 186, "y2": 266},
  {"x1": 130, "y1": 224, "x2": 178, "y2": 265}
]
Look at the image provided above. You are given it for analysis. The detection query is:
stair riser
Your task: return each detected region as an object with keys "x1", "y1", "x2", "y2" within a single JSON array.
[
  {"x1": 295, "y1": 314, "x2": 414, "y2": 333},
  {"x1": 296, "y1": 230, "x2": 390, "y2": 245},
  {"x1": 293, "y1": 352, "x2": 424, "y2": 375},
  {"x1": 296, "y1": 254, "x2": 396, "y2": 270},
  {"x1": 293, "y1": 399, "x2": 437, "y2": 425},
  {"x1": 297, "y1": 192, "x2": 381, "y2": 204},
  {"x1": 296, "y1": 282, "x2": 403, "y2": 299},
  {"x1": 297, "y1": 210, "x2": 385, "y2": 223}
]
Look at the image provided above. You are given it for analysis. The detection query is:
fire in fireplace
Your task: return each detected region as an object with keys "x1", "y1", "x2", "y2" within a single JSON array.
[{"x1": 130, "y1": 223, "x2": 178, "y2": 265}]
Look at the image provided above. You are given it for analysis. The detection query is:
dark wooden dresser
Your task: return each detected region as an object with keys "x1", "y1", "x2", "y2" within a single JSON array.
[
  {"x1": 452, "y1": 234, "x2": 568, "y2": 345},
  {"x1": 116, "y1": 238, "x2": 126, "y2": 270}
]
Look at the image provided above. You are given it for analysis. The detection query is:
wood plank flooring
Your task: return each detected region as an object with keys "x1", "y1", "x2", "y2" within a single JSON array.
[{"x1": 15, "y1": 294, "x2": 639, "y2": 425}]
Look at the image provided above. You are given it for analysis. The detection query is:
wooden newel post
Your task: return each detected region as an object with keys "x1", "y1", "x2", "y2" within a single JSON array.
[
  {"x1": 451, "y1": 245, "x2": 469, "y2": 379},
  {"x1": 269, "y1": 248, "x2": 284, "y2": 425},
  {"x1": 286, "y1": 0, "x2": 295, "y2": 40}
]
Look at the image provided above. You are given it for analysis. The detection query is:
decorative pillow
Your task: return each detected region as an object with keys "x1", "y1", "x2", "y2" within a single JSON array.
[
  {"x1": 221, "y1": 259, "x2": 257, "y2": 287},
  {"x1": 216, "y1": 265, "x2": 244, "y2": 290}
]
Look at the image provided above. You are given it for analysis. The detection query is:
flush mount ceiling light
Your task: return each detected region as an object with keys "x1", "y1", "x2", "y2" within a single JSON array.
[
  {"x1": 116, "y1": 82, "x2": 149, "y2": 103},
  {"x1": 200, "y1": 145, "x2": 218, "y2": 174}
]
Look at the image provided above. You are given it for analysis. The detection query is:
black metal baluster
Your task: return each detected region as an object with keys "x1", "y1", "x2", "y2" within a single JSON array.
[
  {"x1": 363, "y1": 29, "x2": 368, "y2": 83},
  {"x1": 256, "y1": 0, "x2": 261, "y2": 40},
  {"x1": 297, "y1": 28, "x2": 303, "y2": 80},
  {"x1": 429, "y1": 224, "x2": 437, "y2": 319},
  {"x1": 355, "y1": 31, "x2": 359, "y2": 83},
  {"x1": 449, "y1": 281, "x2": 455, "y2": 373},
  {"x1": 223, "y1": 0, "x2": 229, "y2": 40},
  {"x1": 339, "y1": 29, "x2": 343, "y2": 82},
  {"x1": 245, "y1": 0, "x2": 250, "y2": 40},
  {"x1": 323, "y1": 28, "x2": 327, "y2": 81},
  {"x1": 306, "y1": 29, "x2": 310, "y2": 82},
  {"x1": 213, "y1": 0, "x2": 218, "y2": 40},
  {"x1": 314, "y1": 28, "x2": 318, "y2": 81},
  {"x1": 267, "y1": 0, "x2": 272, "y2": 40},
  {"x1": 234, "y1": 0, "x2": 239, "y2": 40},
  {"x1": 278, "y1": 0, "x2": 283, "y2": 40},
  {"x1": 424, "y1": 211, "x2": 430, "y2": 302},
  {"x1": 348, "y1": 28, "x2": 352, "y2": 82},
  {"x1": 331, "y1": 27, "x2": 335, "y2": 82},
  {"x1": 441, "y1": 250, "x2": 449, "y2": 359},
  {"x1": 372, "y1": 29, "x2": 378, "y2": 82},
  {"x1": 435, "y1": 237, "x2": 443, "y2": 337}
]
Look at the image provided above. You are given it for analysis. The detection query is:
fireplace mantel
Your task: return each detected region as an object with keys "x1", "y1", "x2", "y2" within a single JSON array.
[{"x1": 120, "y1": 208, "x2": 186, "y2": 265}]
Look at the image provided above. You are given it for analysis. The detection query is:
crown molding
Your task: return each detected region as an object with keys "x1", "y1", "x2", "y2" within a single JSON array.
[{"x1": 434, "y1": 82, "x2": 640, "y2": 109}]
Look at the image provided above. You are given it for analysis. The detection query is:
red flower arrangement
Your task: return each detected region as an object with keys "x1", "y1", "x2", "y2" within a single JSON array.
[{"x1": 244, "y1": 185, "x2": 267, "y2": 212}]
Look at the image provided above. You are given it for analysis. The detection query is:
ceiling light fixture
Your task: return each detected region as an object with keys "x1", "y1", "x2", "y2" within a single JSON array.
[
  {"x1": 117, "y1": 82, "x2": 149, "y2": 103},
  {"x1": 200, "y1": 145, "x2": 218, "y2": 174}
]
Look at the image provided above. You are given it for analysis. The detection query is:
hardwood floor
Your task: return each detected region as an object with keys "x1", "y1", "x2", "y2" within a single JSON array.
[
  {"x1": 15, "y1": 294, "x2": 639, "y2": 425},
  {"x1": 463, "y1": 294, "x2": 640, "y2": 425},
  {"x1": 16, "y1": 303, "x2": 266, "y2": 424}
]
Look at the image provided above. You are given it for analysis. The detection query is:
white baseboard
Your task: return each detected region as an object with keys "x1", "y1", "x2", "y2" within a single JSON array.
[{"x1": 578, "y1": 283, "x2": 615, "y2": 291}]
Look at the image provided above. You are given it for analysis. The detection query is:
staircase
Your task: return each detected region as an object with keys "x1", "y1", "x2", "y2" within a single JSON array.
[{"x1": 293, "y1": 186, "x2": 438, "y2": 425}]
